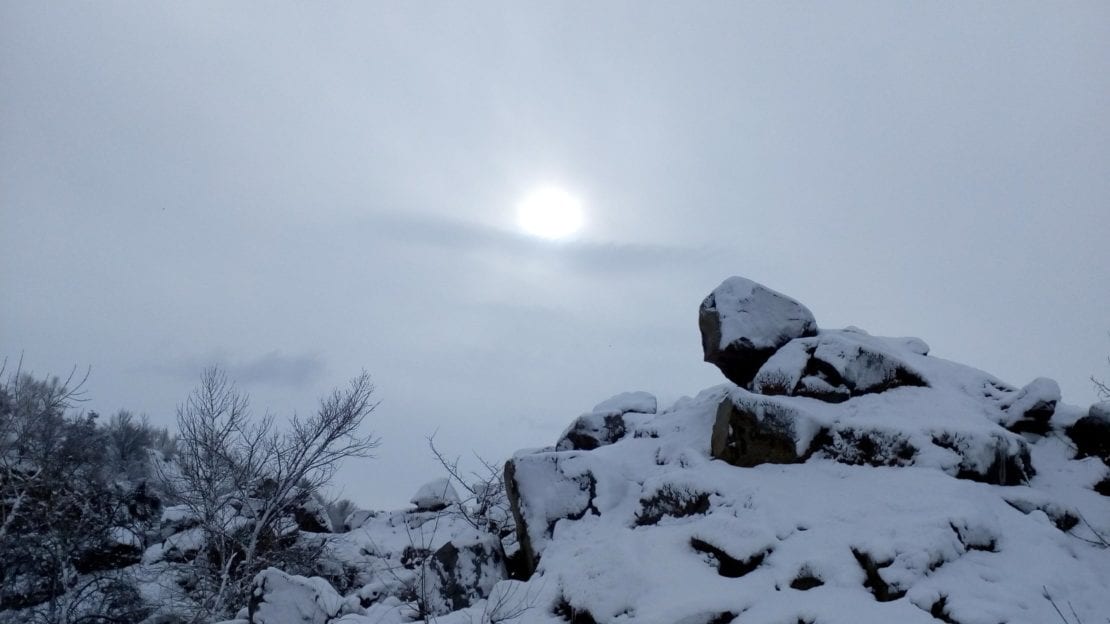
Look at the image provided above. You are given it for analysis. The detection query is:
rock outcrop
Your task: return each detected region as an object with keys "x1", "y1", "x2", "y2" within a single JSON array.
[
  {"x1": 490, "y1": 276, "x2": 1107, "y2": 624},
  {"x1": 213, "y1": 275, "x2": 1110, "y2": 624}
]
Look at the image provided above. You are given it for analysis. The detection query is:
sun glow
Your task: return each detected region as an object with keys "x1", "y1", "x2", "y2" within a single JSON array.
[{"x1": 516, "y1": 186, "x2": 584, "y2": 240}]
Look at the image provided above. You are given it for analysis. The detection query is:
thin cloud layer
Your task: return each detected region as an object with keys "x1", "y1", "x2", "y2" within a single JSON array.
[{"x1": 155, "y1": 350, "x2": 326, "y2": 388}]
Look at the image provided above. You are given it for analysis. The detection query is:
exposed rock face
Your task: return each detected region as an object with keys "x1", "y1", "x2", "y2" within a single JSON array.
[
  {"x1": 248, "y1": 568, "x2": 343, "y2": 624},
  {"x1": 710, "y1": 395, "x2": 808, "y2": 467},
  {"x1": 710, "y1": 390, "x2": 1034, "y2": 485},
  {"x1": 699, "y1": 277, "x2": 818, "y2": 386},
  {"x1": 1067, "y1": 402, "x2": 1110, "y2": 464}
]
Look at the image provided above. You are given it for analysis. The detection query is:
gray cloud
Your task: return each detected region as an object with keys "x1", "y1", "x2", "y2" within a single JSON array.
[
  {"x1": 154, "y1": 350, "x2": 326, "y2": 388},
  {"x1": 361, "y1": 211, "x2": 719, "y2": 275}
]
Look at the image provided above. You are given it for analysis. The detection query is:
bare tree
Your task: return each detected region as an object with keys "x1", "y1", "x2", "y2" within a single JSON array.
[
  {"x1": 427, "y1": 435, "x2": 517, "y2": 558},
  {"x1": 163, "y1": 367, "x2": 380, "y2": 620}
]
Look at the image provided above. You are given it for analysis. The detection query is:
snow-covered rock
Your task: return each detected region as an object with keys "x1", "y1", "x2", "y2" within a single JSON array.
[
  {"x1": 343, "y1": 509, "x2": 377, "y2": 532},
  {"x1": 999, "y1": 377, "x2": 1061, "y2": 434},
  {"x1": 496, "y1": 384, "x2": 1110, "y2": 624},
  {"x1": 410, "y1": 477, "x2": 461, "y2": 512},
  {"x1": 699, "y1": 276, "x2": 818, "y2": 385},
  {"x1": 319, "y1": 505, "x2": 511, "y2": 618},
  {"x1": 751, "y1": 330, "x2": 927, "y2": 401},
  {"x1": 248, "y1": 568, "x2": 343, "y2": 624},
  {"x1": 556, "y1": 392, "x2": 658, "y2": 452},
  {"x1": 710, "y1": 387, "x2": 1034, "y2": 485},
  {"x1": 159, "y1": 504, "x2": 200, "y2": 539},
  {"x1": 420, "y1": 531, "x2": 506, "y2": 615},
  {"x1": 162, "y1": 526, "x2": 205, "y2": 562}
]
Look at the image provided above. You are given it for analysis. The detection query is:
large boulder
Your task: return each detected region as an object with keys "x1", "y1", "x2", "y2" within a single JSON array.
[
  {"x1": 504, "y1": 451, "x2": 629, "y2": 576},
  {"x1": 710, "y1": 389, "x2": 1034, "y2": 485},
  {"x1": 248, "y1": 568, "x2": 343, "y2": 624},
  {"x1": 699, "y1": 277, "x2": 818, "y2": 386}
]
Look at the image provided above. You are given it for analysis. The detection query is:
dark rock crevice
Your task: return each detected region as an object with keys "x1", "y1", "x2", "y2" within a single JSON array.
[
  {"x1": 553, "y1": 595, "x2": 599, "y2": 624},
  {"x1": 851, "y1": 548, "x2": 907, "y2": 602},
  {"x1": 690, "y1": 537, "x2": 770, "y2": 578},
  {"x1": 635, "y1": 486, "x2": 711, "y2": 526}
]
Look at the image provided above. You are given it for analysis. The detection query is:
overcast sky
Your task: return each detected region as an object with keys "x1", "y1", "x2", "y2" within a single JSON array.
[{"x1": 3, "y1": 2, "x2": 1109, "y2": 508}]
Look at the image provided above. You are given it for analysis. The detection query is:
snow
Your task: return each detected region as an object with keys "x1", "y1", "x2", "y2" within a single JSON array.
[
  {"x1": 592, "y1": 391, "x2": 658, "y2": 415},
  {"x1": 702, "y1": 276, "x2": 817, "y2": 351},
  {"x1": 251, "y1": 568, "x2": 344, "y2": 624},
  {"x1": 410, "y1": 477, "x2": 460, "y2": 510}
]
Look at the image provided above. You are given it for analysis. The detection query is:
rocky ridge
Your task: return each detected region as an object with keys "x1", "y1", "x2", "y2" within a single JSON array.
[{"x1": 239, "y1": 276, "x2": 1110, "y2": 624}]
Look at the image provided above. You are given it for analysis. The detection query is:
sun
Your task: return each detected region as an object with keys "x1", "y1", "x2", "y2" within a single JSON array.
[{"x1": 516, "y1": 186, "x2": 584, "y2": 240}]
